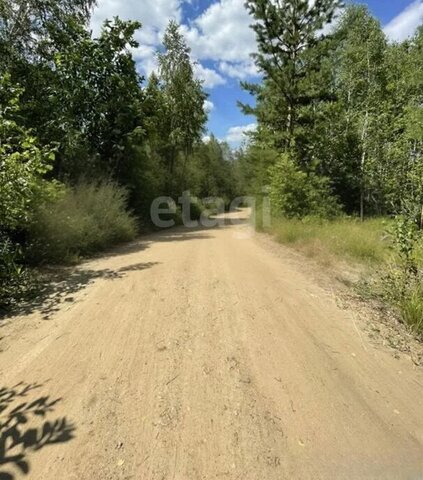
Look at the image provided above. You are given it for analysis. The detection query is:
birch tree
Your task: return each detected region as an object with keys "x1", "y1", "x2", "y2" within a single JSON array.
[
  {"x1": 158, "y1": 21, "x2": 207, "y2": 184},
  {"x1": 336, "y1": 6, "x2": 386, "y2": 219}
]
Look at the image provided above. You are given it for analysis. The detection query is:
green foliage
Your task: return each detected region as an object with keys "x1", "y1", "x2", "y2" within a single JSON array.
[
  {"x1": 0, "y1": 0, "x2": 95, "y2": 66},
  {"x1": 0, "y1": 74, "x2": 54, "y2": 230},
  {"x1": 243, "y1": 0, "x2": 342, "y2": 151},
  {"x1": 194, "y1": 136, "x2": 236, "y2": 200},
  {"x1": 268, "y1": 155, "x2": 341, "y2": 218},
  {"x1": 233, "y1": 145, "x2": 279, "y2": 196},
  {"x1": 28, "y1": 181, "x2": 138, "y2": 264},
  {"x1": 0, "y1": 235, "x2": 35, "y2": 310},
  {"x1": 390, "y1": 214, "x2": 420, "y2": 271},
  {"x1": 379, "y1": 263, "x2": 423, "y2": 336},
  {"x1": 157, "y1": 21, "x2": 208, "y2": 187},
  {"x1": 37, "y1": 18, "x2": 144, "y2": 182},
  {"x1": 0, "y1": 74, "x2": 55, "y2": 309},
  {"x1": 400, "y1": 284, "x2": 423, "y2": 335},
  {"x1": 378, "y1": 214, "x2": 423, "y2": 334},
  {"x1": 241, "y1": 3, "x2": 422, "y2": 220}
]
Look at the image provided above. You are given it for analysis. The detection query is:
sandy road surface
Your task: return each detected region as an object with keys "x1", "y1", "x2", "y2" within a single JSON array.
[{"x1": 1, "y1": 211, "x2": 423, "y2": 480}]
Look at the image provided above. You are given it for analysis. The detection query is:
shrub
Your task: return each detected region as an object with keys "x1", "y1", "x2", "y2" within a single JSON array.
[
  {"x1": 28, "y1": 180, "x2": 138, "y2": 264},
  {"x1": 169, "y1": 195, "x2": 205, "y2": 227},
  {"x1": 0, "y1": 74, "x2": 54, "y2": 310},
  {"x1": 0, "y1": 235, "x2": 34, "y2": 311},
  {"x1": 189, "y1": 197, "x2": 205, "y2": 222},
  {"x1": 268, "y1": 154, "x2": 341, "y2": 219},
  {"x1": 380, "y1": 215, "x2": 423, "y2": 334}
]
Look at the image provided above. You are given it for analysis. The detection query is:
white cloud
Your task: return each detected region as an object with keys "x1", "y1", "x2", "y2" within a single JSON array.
[
  {"x1": 182, "y1": 0, "x2": 256, "y2": 63},
  {"x1": 91, "y1": 0, "x2": 184, "y2": 78},
  {"x1": 194, "y1": 63, "x2": 226, "y2": 88},
  {"x1": 318, "y1": 7, "x2": 342, "y2": 36},
  {"x1": 131, "y1": 44, "x2": 158, "y2": 77},
  {"x1": 218, "y1": 61, "x2": 259, "y2": 80},
  {"x1": 91, "y1": 0, "x2": 182, "y2": 40},
  {"x1": 225, "y1": 123, "x2": 257, "y2": 146},
  {"x1": 92, "y1": 0, "x2": 227, "y2": 88},
  {"x1": 91, "y1": 0, "x2": 235, "y2": 87},
  {"x1": 204, "y1": 100, "x2": 215, "y2": 113},
  {"x1": 384, "y1": 1, "x2": 423, "y2": 42}
]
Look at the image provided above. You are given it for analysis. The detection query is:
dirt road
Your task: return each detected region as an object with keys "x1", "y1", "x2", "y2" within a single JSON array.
[{"x1": 1, "y1": 211, "x2": 423, "y2": 480}]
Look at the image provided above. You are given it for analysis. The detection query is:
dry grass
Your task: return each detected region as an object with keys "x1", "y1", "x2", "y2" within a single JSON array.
[{"x1": 265, "y1": 217, "x2": 390, "y2": 267}]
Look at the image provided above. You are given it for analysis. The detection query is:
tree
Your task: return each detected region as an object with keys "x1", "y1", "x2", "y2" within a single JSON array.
[
  {"x1": 157, "y1": 20, "x2": 207, "y2": 188},
  {"x1": 382, "y1": 27, "x2": 423, "y2": 217},
  {"x1": 244, "y1": 0, "x2": 342, "y2": 151},
  {"x1": 3, "y1": 17, "x2": 145, "y2": 184},
  {"x1": 0, "y1": 0, "x2": 95, "y2": 66},
  {"x1": 0, "y1": 74, "x2": 55, "y2": 308},
  {"x1": 334, "y1": 5, "x2": 387, "y2": 220},
  {"x1": 269, "y1": 154, "x2": 340, "y2": 218},
  {"x1": 195, "y1": 135, "x2": 235, "y2": 200},
  {"x1": 49, "y1": 18, "x2": 145, "y2": 182},
  {"x1": 0, "y1": 74, "x2": 54, "y2": 232}
]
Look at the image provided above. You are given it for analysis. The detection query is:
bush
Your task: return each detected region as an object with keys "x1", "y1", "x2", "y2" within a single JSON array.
[
  {"x1": 0, "y1": 235, "x2": 34, "y2": 311},
  {"x1": 379, "y1": 216, "x2": 423, "y2": 334},
  {"x1": 269, "y1": 154, "x2": 341, "y2": 219},
  {"x1": 189, "y1": 197, "x2": 206, "y2": 221},
  {"x1": 28, "y1": 180, "x2": 138, "y2": 264},
  {"x1": 0, "y1": 74, "x2": 55, "y2": 310}
]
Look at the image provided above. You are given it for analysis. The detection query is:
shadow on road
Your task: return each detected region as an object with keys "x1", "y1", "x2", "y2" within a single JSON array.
[
  {"x1": 1, "y1": 262, "x2": 160, "y2": 321},
  {"x1": 0, "y1": 382, "x2": 75, "y2": 480},
  {"x1": 99, "y1": 215, "x2": 250, "y2": 260},
  {"x1": 1, "y1": 213, "x2": 250, "y2": 321}
]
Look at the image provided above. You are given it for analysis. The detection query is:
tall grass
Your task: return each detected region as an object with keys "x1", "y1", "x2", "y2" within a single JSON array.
[
  {"x1": 401, "y1": 283, "x2": 423, "y2": 335},
  {"x1": 28, "y1": 180, "x2": 137, "y2": 264},
  {"x1": 265, "y1": 217, "x2": 390, "y2": 266}
]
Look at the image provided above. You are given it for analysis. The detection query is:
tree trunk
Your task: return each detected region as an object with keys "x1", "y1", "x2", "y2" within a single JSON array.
[{"x1": 360, "y1": 111, "x2": 369, "y2": 222}]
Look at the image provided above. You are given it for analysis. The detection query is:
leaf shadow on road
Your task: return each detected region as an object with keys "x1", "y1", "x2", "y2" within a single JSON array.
[
  {"x1": 0, "y1": 382, "x2": 75, "y2": 480},
  {"x1": 98, "y1": 215, "x2": 250, "y2": 261},
  {"x1": 1, "y1": 213, "x2": 249, "y2": 321},
  {"x1": 98, "y1": 232, "x2": 214, "y2": 260},
  {"x1": 0, "y1": 261, "x2": 160, "y2": 322}
]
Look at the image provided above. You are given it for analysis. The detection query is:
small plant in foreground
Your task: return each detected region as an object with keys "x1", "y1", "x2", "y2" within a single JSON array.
[{"x1": 380, "y1": 214, "x2": 423, "y2": 335}]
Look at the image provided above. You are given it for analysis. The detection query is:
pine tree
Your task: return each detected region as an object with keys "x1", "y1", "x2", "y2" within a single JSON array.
[{"x1": 244, "y1": 0, "x2": 342, "y2": 150}]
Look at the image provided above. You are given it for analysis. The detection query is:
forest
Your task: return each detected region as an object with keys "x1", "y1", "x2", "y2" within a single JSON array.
[{"x1": 1, "y1": 0, "x2": 422, "y2": 330}]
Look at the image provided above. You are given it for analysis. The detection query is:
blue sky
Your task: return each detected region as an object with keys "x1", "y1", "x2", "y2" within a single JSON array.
[{"x1": 91, "y1": 0, "x2": 423, "y2": 146}]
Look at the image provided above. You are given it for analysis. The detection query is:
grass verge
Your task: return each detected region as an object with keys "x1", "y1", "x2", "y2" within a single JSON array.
[
  {"x1": 262, "y1": 217, "x2": 390, "y2": 266},
  {"x1": 262, "y1": 215, "x2": 423, "y2": 336}
]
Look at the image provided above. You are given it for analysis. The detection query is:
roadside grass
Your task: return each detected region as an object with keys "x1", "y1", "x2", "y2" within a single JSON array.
[
  {"x1": 263, "y1": 216, "x2": 390, "y2": 267},
  {"x1": 401, "y1": 283, "x2": 423, "y2": 335},
  {"x1": 261, "y1": 215, "x2": 423, "y2": 336}
]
